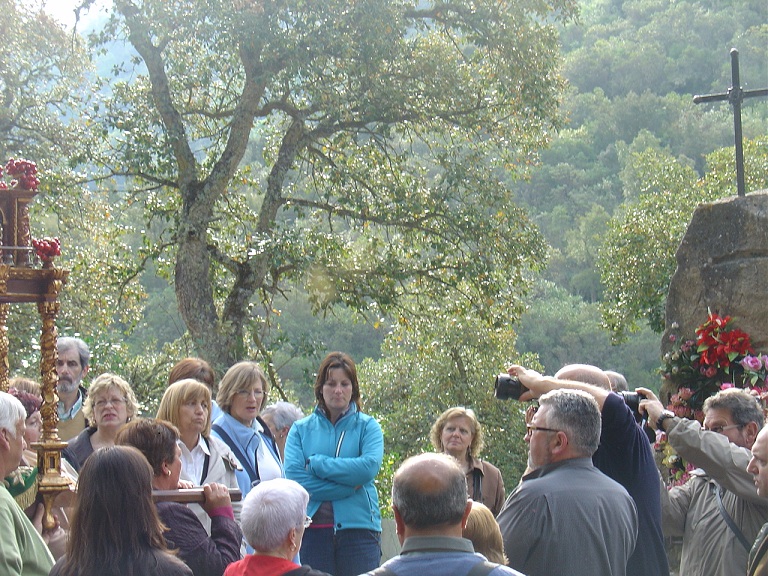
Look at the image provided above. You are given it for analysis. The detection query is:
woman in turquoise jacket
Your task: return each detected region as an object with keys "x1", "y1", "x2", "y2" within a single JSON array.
[{"x1": 285, "y1": 352, "x2": 384, "y2": 576}]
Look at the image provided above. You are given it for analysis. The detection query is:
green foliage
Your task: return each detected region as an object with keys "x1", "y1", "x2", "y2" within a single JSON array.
[
  {"x1": 599, "y1": 137, "x2": 768, "y2": 342},
  {"x1": 516, "y1": 280, "x2": 661, "y2": 391},
  {"x1": 75, "y1": 0, "x2": 575, "y2": 378},
  {"x1": 362, "y1": 286, "x2": 540, "y2": 500}
]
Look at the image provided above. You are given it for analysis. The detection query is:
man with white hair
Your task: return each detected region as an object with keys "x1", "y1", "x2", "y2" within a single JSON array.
[{"x1": 0, "y1": 390, "x2": 55, "y2": 575}]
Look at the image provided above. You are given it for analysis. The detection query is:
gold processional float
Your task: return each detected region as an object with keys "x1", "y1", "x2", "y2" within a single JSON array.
[
  {"x1": 0, "y1": 163, "x2": 239, "y2": 517},
  {"x1": 0, "y1": 165, "x2": 70, "y2": 530}
]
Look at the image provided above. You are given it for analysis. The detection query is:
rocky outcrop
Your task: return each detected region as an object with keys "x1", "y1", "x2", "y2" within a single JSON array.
[{"x1": 663, "y1": 190, "x2": 768, "y2": 359}]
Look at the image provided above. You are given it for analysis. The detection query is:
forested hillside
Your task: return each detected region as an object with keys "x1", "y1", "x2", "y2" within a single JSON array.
[{"x1": 512, "y1": 0, "x2": 767, "y2": 382}]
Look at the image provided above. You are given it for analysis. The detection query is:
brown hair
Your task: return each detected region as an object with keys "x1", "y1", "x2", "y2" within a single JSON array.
[
  {"x1": 463, "y1": 501, "x2": 508, "y2": 564},
  {"x1": 314, "y1": 352, "x2": 361, "y2": 414},
  {"x1": 216, "y1": 361, "x2": 269, "y2": 415},
  {"x1": 157, "y1": 379, "x2": 213, "y2": 438},
  {"x1": 116, "y1": 418, "x2": 179, "y2": 478},
  {"x1": 169, "y1": 357, "x2": 216, "y2": 390},
  {"x1": 430, "y1": 406, "x2": 485, "y2": 459},
  {"x1": 61, "y1": 446, "x2": 178, "y2": 576}
]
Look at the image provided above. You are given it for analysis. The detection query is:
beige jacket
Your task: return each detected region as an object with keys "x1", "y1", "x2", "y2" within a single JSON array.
[{"x1": 661, "y1": 417, "x2": 768, "y2": 576}]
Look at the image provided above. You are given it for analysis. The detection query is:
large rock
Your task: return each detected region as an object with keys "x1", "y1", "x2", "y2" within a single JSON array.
[{"x1": 663, "y1": 190, "x2": 768, "y2": 362}]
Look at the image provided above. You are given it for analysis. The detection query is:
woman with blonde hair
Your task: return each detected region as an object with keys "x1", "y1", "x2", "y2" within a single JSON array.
[
  {"x1": 157, "y1": 378, "x2": 242, "y2": 530},
  {"x1": 463, "y1": 501, "x2": 508, "y2": 565},
  {"x1": 63, "y1": 373, "x2": 138, "y2": 472},
  {"x1": 211, "y1": 362, "x2": 282, "y2": 503},
  {"x1": 168, "y1": 357, "x2": 222, "y2": 421},
  {"x1": 430, "y1": 406, "x2": 506, "y2": 515}
]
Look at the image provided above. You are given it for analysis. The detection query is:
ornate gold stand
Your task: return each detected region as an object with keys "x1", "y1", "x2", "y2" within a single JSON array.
[{"x1": 0, "y1": 184, "x2": 72, "y2": 530}]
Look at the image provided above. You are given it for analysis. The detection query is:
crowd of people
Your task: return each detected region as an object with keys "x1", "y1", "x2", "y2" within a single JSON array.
[{"x1": 3, "y1": 336, "x2": 768, "y2": 576}]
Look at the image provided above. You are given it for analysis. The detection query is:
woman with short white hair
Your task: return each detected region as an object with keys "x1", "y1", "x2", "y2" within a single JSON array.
[{"x1": 223, "y1": 478, "x2": 331, "y2": 576}]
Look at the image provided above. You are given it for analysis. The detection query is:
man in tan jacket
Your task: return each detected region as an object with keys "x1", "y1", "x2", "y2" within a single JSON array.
[{"x1": 642, "y1": 387, "x2": 768, "y2": 576}]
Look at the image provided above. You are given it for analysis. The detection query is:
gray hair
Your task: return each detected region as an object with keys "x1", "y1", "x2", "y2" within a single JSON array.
[
  {"x1": 0, "y1": 391, "x2": 27, "y2": 438},
  {"x1": 57, "y1": 336, "x2": 91, "y2": 369},
  {"x1": 704, "y1": 388, "x2": 764, "y2": 427},
  {"x1": 392, "y1": 453, "x2": 467, "y2": 529},
  {"x1": 261, "y1": 402, "x2": 304, "y2": 430},
  {"x1": 539, "y1": 389, "x2": 601, "y2": 457},
  {"x1": 241, "y1": 478, "x2": 308, "y2": 552}
]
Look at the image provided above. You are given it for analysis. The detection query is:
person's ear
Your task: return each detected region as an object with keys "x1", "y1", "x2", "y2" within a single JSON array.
[
  {"x1": 0, "y1": 428, "x2": 10, "y2": 451},
  {"x1": 551, "y1": 431, "x2": 568, "y2": 455},
  {"x1": 460, "y1": 499, "x2": 472, "y2": 529},
  {"x1": 393, "y1": 505, "x2": 406, "y2": 544},
  {"x1": 745, "y1": 421, "x2": 760, "y2": 446}
]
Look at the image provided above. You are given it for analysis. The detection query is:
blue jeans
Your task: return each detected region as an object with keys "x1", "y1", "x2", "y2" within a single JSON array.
[{"x1": 300, "y1": 527, "x2": 381, "y2": 576}]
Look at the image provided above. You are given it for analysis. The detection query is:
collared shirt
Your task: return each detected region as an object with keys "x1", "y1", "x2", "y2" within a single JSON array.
[
  {"x1": 179, "y1": 435, "x2": 210, "y2": 485},
  {"x1": 57, "y1": 390, "x2": 83, "y2": 421}
]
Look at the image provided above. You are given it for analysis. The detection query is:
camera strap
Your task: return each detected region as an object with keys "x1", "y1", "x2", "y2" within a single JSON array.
[
  {"x1": 712, "y1": 482, "x2": 751, "y2": 551},
  {"x1": 472, "y1": 468, "x2": 483, "y2": 503}
]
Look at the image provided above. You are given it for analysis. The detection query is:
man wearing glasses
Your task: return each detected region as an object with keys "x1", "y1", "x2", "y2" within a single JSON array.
[
  {"x1": 641, "y1": 387, "x2": 768, "y2": 576},
  {"x1": 496, "y1": 385, "x2": 638, "y2": 576}
]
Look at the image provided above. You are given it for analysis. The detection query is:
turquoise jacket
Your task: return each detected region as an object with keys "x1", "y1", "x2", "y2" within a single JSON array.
[{"x1": 285, "y1": 404, "x2": 383, "y2": 532}]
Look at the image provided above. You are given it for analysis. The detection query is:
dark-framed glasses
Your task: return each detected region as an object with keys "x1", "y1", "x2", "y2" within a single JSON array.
[{"x1": 526, "y1": 424, "x2": 561, "y2": 435}]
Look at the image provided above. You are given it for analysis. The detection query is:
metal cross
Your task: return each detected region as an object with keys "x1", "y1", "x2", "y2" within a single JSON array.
[{"x1": 693, "y1": 48, "x2": 768, "y2": 197}]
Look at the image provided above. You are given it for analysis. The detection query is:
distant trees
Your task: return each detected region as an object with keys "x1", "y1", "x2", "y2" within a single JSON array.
[{"x1": 598, "y1": 137, "x2": 768, "y2": 342}]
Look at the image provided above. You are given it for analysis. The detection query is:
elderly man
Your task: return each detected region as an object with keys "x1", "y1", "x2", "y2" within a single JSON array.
[
  {"x1": 747, "y1": 424, "x2": 768, "y2": 576},
  {"x1": 56, "y1": 336, "x2": 90, "y2": 441},
  {"x1": 496, "y1": 387, "x2": 638, "y2": 576},
  {"x1": 366, "y1": 452, "x2": 524, "y2": 576},
  {"x1": 509, "y1": 364, "x2": 668, "y2": 576},
  {"x1": 642, "y1": 387, "x2": 768, "y2": 576},
  {"x1": 0, "y1": 391, "x2": 55, "y2": 575}
]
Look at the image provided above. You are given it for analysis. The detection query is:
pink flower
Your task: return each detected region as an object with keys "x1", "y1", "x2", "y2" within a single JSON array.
[
  {"x1": 720, "y1": 382, "x2": 734, "y2": 389},
  {"x1": 704, "y1": 366, "x2": 718, "y2": 378},
  {"x1": 678, "y1": 387, "x2": 693, "y2": 401},
  {"x1": 741, "y1": 355, "x2": 763, "y2": 371},
  {"x1": 669, "y1": 334, "x2": 677, "y2": 343}
]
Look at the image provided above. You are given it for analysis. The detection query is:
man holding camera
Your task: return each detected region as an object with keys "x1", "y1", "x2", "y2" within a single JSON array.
[
  {"x1": 496, "y1": 382, "x2": 637, "y2": 576},
  {"x1": 498, "y1": 364, "x2": 668, "y2": 576},
  {"x1": 641, "y1": 387, "x2": 768, "y2": 576}
]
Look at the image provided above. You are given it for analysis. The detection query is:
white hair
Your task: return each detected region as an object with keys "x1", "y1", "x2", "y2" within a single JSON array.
[
  {"x1": 261, "y1": 401, "x2": 304, "y2": 430},
  {"x1": 0, "y1": 391, "x2": 26, "y2": 437},
  {"x1": 241, "y1": 478, "x2": 309, "y2": 552}
]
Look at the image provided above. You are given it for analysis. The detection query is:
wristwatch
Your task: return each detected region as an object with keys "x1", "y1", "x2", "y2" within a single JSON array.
[{"x1": 656, "y1": 410, "x2": 675, "y2": 432}]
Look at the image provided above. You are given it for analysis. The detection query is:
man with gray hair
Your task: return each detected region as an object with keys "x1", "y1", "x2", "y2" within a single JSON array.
[
  {"x1": 0, "y1": 391, "x2": 61, "y2": 574},
  {"x1": 56, "y1": 336, "x2": 90, "y2": 441},
  {"x1": 496, "y1": 388, "x2": 638, "y2": 576},
  {"x1": 642, "y1": 386, "x2": 768, "y2": 576},
  {"x1": 364, "y1": 453, "x2": 524, "y2": 576}
]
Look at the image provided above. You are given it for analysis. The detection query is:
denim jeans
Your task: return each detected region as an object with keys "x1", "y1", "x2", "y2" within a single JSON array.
[{"x1": 300, "y1": 527, "x2": 381, "y2": 576}]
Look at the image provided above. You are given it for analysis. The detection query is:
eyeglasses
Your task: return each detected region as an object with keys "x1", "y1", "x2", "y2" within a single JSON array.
[
  {"x1": 94, "y1": 397, "x2": 126, "y2": 409},
  {"x1": 303, "y1": 516, "x2": 313, "y2": 528},
  {"x1": 235, "y1": 389, "x2": 264, "y2": 398},
  {"x1": 704, "y1": 423, "x2": 743, "y2": 434},
  {"x1": 526, "y1": 424, "x2": 561, "y2": 435}
]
